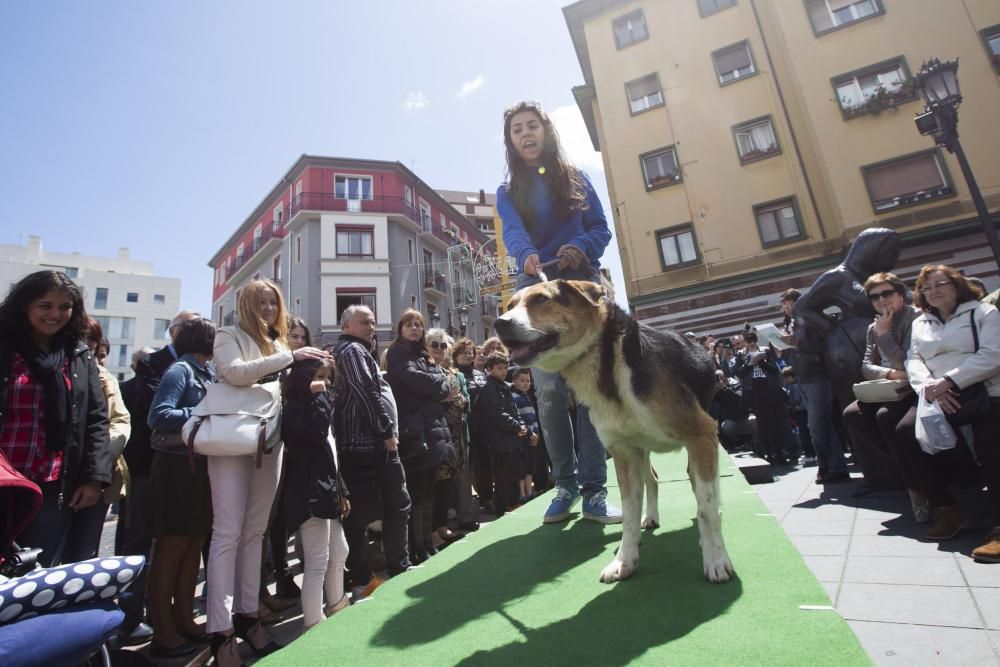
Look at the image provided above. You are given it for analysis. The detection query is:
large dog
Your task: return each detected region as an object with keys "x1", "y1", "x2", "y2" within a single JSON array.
[{"x1": 495, "y1": 280, "x2": 734, "y2": 584}]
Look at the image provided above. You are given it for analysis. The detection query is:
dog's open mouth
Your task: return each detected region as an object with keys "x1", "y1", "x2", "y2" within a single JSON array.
[{"x1": 501, "y1": 331, "x2": 560, "y2": 366}]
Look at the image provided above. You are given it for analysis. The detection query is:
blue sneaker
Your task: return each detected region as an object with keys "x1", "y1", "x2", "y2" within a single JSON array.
[
  {"x1": 543, "y1": 486, "x2": 580, "y2": 523},
  {"x1": 582, "y1": 490, "x2": 622, "y2": 524}
]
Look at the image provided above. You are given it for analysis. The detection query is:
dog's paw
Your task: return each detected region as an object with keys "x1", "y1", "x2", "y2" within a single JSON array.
[
  {"x1": 599, "y1": 558, "x2": 636, "y2": 583},
  {"x1": 641, "y1": 515, "x2": 659, "y2": 530},
  {"x1": 703, "y1": 553, "x2": 735, "y2": 583}
]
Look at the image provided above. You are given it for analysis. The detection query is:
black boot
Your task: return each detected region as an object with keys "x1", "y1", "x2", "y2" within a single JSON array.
[{"x1": 422, "y1": 503, "x2": 438, "y2": 556}]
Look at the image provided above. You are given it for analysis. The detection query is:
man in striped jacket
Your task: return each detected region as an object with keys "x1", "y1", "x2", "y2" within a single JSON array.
[{"x1": 333, "y1": 305, "x2": 411, "y2": 598}]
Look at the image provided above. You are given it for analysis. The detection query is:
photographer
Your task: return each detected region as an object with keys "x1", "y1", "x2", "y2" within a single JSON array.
[{"x1": 735, "y1": 328, "x2": 795, "y2": 464}]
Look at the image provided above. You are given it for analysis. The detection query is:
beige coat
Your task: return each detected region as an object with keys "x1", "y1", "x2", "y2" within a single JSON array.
[
  {"x1": 98, "y1": 364, "x2": 132, "y2": 504},
  {"x1": 213, "y1": 325, "x2": 293, "y2": 387}
]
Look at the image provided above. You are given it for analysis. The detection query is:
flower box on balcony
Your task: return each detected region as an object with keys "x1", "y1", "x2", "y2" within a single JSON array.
[
  {"x1": 739, "y1": 144, "x2": 780, "y2": 164},
  {"x1": 841, "y1": 82, "x2": 917, "y2": 120},
  {"x1": 647, "y1": 173, "x2": 680, "y2": 188}
]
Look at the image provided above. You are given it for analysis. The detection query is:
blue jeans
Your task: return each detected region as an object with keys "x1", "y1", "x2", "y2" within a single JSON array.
[
  {"x1": 799, "y1": 380, "x2": 848, "y2": 473},
  {"x1": 515, "y1": 270, "x2": 608, "y2": 497}
]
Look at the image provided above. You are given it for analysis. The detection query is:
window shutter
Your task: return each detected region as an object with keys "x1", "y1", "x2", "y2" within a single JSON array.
[
  {"x1": 629, "y1": 75, "x2": 659, "y2": 100},
  {"x1": 866, "y1": 154, "x2": 943, "y2": 202},
  {"x1": 716, "y1": 44, "x2": 751, "y2": 74},
  {"x1": 806, "y1": 0, "x2": 835, "y2": 32}
]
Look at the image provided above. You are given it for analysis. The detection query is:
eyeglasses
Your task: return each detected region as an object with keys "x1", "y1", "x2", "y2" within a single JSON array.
[
  {"x1": 430, "y1": 341, "x2": 449, "y2": 350},
  {"x1": 919, "y1": 280, "x2": 953, "y2": 294},
  {"x1": 867, "y1": 289, "x2": 898, "y2": 301}
]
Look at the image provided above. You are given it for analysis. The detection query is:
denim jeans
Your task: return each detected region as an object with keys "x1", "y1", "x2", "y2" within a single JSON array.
[
  {"x1": 19, "y1": 479, "x2": 108, "y2": 567},
  {"x1": 799, "y1": 380, "x2": 848, "y2": 473},
  {"x1": 515, "y1": 270, "x2": 609, "y2": 497}
]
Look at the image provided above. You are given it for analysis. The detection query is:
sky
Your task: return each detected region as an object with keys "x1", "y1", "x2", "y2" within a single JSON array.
[{"x1": 0, "y1": 0, "x2": 626, "y2": 317}]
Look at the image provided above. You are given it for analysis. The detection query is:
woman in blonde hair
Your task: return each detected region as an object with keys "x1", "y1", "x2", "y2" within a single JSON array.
[{"x1": 207, "y1": 280, "x2": 329, "y2": 665}]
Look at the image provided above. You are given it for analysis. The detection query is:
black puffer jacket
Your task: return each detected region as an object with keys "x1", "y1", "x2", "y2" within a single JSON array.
[
  {"x1": 281, "y1": 390, "x2": 348, "y2": 529},
  {"x1": 386, "y1": 342, "x2": 454, "y2": 470},
  {"x1": 0, "y1": 339, "x2": 112, "y2": 498}
]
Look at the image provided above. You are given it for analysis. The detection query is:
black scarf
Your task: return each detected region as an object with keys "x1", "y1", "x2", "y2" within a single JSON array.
[{"x1": 15, "y1": 337, "x2": 72, "y2": 452}]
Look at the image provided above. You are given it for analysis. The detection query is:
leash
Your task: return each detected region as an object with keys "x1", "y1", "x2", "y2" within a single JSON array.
[{"x1": 536, "y1": 258, "x2": 597, "y2": 282}]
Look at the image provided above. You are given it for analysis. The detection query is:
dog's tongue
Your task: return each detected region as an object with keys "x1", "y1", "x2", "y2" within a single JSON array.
[{"x1": 507, "y1": 342, "x2": 533, "y2": 365}]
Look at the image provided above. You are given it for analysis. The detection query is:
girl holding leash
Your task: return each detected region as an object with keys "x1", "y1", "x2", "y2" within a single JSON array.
[{"x1": 496, "y1": 100, "x2": 620, "y2": 525}]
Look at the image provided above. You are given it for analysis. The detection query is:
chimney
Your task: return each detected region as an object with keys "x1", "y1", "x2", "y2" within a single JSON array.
[
  {"x1": 479, "y1": 189, "x2": 486, "y2": 204},
  {"x1": 117, "y1": 247, "x2": 130, "y2": 261},
  {"x1": 26, "y1": 235, "x2": 43, "y2": 256}
]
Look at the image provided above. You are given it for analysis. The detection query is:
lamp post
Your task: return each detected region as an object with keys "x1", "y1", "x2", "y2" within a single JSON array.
[
  {"x1": 430, "y1": 311, "x2": 441, "y2": 330},
  {"x1": 913, "y1": 58, "x2": 1000, "y2": 268},
  {"x1": 458, "y1": 305, "x2": 469, "y2": 337}
]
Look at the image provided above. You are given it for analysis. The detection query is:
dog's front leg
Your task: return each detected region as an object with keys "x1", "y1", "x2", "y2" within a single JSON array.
[
  {"x1": 600, "y1": 448, "x2": 643, "y2": 583},
  {"x1": 642, "y1": 458, "x2": 659, "y2": 530}
]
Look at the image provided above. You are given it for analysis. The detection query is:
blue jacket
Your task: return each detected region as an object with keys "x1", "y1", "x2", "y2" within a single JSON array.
[
  {"x1": 497, "y1": 171, "x2": 611, "y2": 273},
  {"x1": 148, "y1": 354, "x2": 215, "y2": 449}
]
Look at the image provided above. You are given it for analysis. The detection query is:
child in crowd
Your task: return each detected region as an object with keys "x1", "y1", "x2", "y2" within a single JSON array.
[
  {"x1": 472, "y1": 352, "x2": 532, "y2": 518},
  {"x1": 280, "y1": 358, "x2": 351, "y2": 631},
  {"x1": 781, "y1": 366, "x2": 816, "y2": 465},
  {"x1": 510, "y1": 367, "x2": 541, "y2": 502}
]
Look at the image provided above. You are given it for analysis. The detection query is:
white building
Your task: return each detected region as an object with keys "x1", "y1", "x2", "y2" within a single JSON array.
[{"x1": 0, "y1": 236, "x2": 182, "y2": 380}]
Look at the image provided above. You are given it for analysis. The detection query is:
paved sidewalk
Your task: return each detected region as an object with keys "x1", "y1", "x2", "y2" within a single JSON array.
[{"x1": 750, "y1": 460, "x2": 1000, "y2": 666}]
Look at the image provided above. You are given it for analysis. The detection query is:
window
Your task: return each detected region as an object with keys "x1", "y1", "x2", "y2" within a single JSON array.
[
  {"x1": 94, "y1": 316, "x2": 110, "y2": 335},
  {"x1": 153, "y1": 294, "x2": 165, "y2": 305},
  {"x1": 294, "y1": 297, "x2": 301, "y2": 315},
  {"x1": 272, "y1": 255, "x2": 281, "y2": 282},
  {"x1": 656, "y1": 225, "x2": 699, "y2": 269},
  {"x1": 698, "y1": 0, "x2": 736, "y2": 17},
  {"x1": 612, "y1": 9, "x2": 648, "y2": 49},
  {"x1": 733, "y1": 116, "x2": 780, "y2": 163},
  {"x1": 861, "y1": 150, "x2": 954, "y2": 213},
  {"x1": 411, "y1": 295, "x2": 417, "y2": 309},
  {"x1": 625, "y1": 74, "x2": 663, "y2": 114},
  {"x1": 982, "y1": 24, "x2": 1000, "y2": 74},
  {"x1": 117, "y1": 344, "x2": 130, "y2": 368},
  {"x1": 419, "y1": 200, "x2": 432, "y2": 231},
  {"x1": 407, "y1": 239, "x2": 414, "y2": 263},
  {"x1": 335, "y1": 175, "x2": 373, "y2": 200},
  {"x1": 403, "y1": 185, "x2": 413, "y2": 204},
  {"x1": 806, "y1": 0, "x2": 882, "y2": 35},
  {"x1": 713, "y1": 41, "x2": 755, "y2": 84},
  {"x1": 754, "y1": 198, "x2": 804, "y2": 246},
  {"x1": 336, "y1": 290, "x2": 376, "y2": 324},
  {"x1": 64, "y1": 267, "x2": 78, "y2": 278},
  {"x1": 118, "y1": 317, "x2": 134, "y2": 339},
  {"x1": 153, "y1": 318, "x2": 170, "y2": 341},
  {"x1": 295, "y1": 235, "x2": 302, "y2": 263},
  {"x1": 126, "y1": 292, "x2": 139, "y2": 303},
  {"x1": 336, "y1": 227, "x2": 374, "y2": 258},
  {"x1": 465, "y1": 204, "x2": 475, "y2": 214},
  {"x1": 94, "y1": 287, "x2": 108, "y2": 310},
  {"x1": 426, "y1": 302, "x2": 438, "y2": 326},
  {"x1": 833, "y1": 57, "x2": 914, "y2": 118},
  {"x1": 218, "y1": 306, "x2": 223, "y2": 324},
  {"x1": 640, "y1": 146, "x2": 681, "y2": 190}
]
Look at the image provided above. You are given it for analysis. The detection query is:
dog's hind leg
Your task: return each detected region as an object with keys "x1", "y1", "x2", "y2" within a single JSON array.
[
  {"x1": 641, "y1": 457, "x2": 659, "y2": 530},
  {"x1": 686, "y1": 418, "x2": 734, "y2": 583},
  {"x1": 600, "y1": 446, "x2": 643, "y2": 583}
]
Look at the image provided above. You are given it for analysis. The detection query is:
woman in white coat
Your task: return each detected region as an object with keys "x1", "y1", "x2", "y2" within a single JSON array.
[{"x1": 208, "y1": 280, "x2": 329, "y2": 665}]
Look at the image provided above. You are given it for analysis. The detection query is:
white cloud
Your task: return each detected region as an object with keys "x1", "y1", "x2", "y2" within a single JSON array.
[
  {"x1": 548, "y1": 104, "x2": 604, "y2": 174},
  {"x1": 402, "y1": 92, "x2": 428, "y2": 112},
  {"x1": 456, "y1": 74, "x2": 486, "y2": 98}
]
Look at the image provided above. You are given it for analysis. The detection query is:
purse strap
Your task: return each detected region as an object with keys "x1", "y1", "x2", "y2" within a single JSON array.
[
  {"x1": 969, "y1": 309, "x2": 979, "y2": 352},
  {"x1": 186, "y1": 418, "x2": 204, "y2": 474}
]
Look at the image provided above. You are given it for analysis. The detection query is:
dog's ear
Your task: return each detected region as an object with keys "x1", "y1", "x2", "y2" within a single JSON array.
[{"x1": 556, "y1": 280, "x2": 606, "y2": 307}]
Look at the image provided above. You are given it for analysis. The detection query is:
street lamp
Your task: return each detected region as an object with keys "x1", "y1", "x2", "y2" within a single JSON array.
[
  {"x1": 912, "y1": 58, "x2": 1000, "y2": 268},
  {"x1": 458, "y1": 305, "x2": 469, "y2": 337},
  {"x1": 430, "y1": 311, "x2": 441, "y2": 329}
]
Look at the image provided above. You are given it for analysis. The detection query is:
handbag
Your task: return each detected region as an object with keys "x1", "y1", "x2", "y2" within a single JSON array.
[
  {"x1": 150, "y1": 430, "x2": 187, "y2": 454},
  {"x1": 946, "y1": 310, "x2": 992, "y2": 427},
  {"x1": 181, "y1": 380, "x2": 282, "y2": 469},
  {"x1": 852, "y1": 379, "x2": 912, "y2": 403}
]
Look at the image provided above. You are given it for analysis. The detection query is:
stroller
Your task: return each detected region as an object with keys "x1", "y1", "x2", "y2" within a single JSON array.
[{"x1": 0, "y1": 452, "x2": 140, "y2": 667}]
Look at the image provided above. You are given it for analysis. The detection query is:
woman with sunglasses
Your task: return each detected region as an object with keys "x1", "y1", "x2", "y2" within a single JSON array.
[
  {"x1": 497, "y1": 100, "x2": 619, "y2": 525},
  {"x1": 895, "y1": 265, "x2": 1000, "y2": 561},
  {"x1": 842, "y1": 272, "x2": 925, "y2": 521}
]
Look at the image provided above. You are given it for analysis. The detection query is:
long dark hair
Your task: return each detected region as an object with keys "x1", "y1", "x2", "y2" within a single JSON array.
[
  {"x1": 282, "y1": 358, "x2": 334, "y2": 404},
  {"x1": 288, "y1": 317, "x2": 312, "y2": 347},
  {"x1": 502, "y1": 101, "x2": 588, "y2": 232},
  {"x1": 0, "y1": 270, "x2": 89, "y2": 346}
]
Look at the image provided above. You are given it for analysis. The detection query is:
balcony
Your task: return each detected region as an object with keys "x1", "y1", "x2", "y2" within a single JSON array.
[
  {"x1": 423, "y1": 270, "x2": 447, "y2": 298},
  {"x1": 289, "y1": 192, "x2": 458, "y2": 246},
  {"x1": 232, "y1": 224, "x2": 282, "y2": 276},
  {"x1": 480, "y1": 295, "x2": 500, "y2": 322}
]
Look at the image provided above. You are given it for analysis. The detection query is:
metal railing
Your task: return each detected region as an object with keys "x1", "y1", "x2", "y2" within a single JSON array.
[
  {"x1": 289, "y1": 193, "x2": 455, "y2": 245},
  {"x1": 423, "y1": 270, "x2": 446, "y2": 292}
]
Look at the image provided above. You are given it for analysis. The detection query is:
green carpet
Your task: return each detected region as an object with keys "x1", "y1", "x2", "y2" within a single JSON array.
[{"x1": 262, "y1": 450, "x2": 870, "y2": 666}]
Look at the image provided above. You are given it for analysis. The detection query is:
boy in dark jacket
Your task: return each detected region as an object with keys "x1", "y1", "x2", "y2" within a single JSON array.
[
  {"x1": 510, "y1": 367, "x2": 541, "y2": 502},
  {"x1": 472, "y1": 352, "x2": 531, "y2": 518}
]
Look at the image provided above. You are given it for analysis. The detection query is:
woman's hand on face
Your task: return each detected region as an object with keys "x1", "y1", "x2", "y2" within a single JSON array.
[
  {"x1": 523, "y1": 254, "x2": 541, "y2": 277},
  {"x1": 873, "y1": 308, "x2": 893, "y2": 335},
  {"x1": 69, "y1": 481, "x2": 102, "y2": 511},
  {"x1": 293, "y1": 346, "x2": 331, "y2": 363}
]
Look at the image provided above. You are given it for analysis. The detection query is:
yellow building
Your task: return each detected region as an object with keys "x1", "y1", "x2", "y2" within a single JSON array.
[{"x1": 564, "y1": 0, "x2": 1000, "y2": 336}]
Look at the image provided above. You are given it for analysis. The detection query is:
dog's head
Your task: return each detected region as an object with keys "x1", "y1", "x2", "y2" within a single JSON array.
[{"x1": 495, "y1": 280, "x2": 607, "y2": 372}]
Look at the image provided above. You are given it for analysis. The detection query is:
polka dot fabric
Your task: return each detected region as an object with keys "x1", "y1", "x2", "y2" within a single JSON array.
[{"x1": 0, "y1": 556, "x2": 144, "y2": 624}]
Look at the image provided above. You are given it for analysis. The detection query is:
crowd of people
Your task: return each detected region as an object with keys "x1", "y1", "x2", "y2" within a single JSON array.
[
  {"x1": 700, "y1": 265, "x2": 1000, "y2": 564},
  {"x1": 3, "y1": 98, "x2": 999, "y2": 666}
]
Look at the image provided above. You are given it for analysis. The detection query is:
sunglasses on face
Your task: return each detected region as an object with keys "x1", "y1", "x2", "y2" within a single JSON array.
[
  {"x1": 430, "y1": 341, "x2": 449, "y2": 350},
  {"x1": 919, "y1": 280, "x2": 953, "y2": 294},
  {"x1": 868, "y1": 289, "x2": 898, "y2": 301}
]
